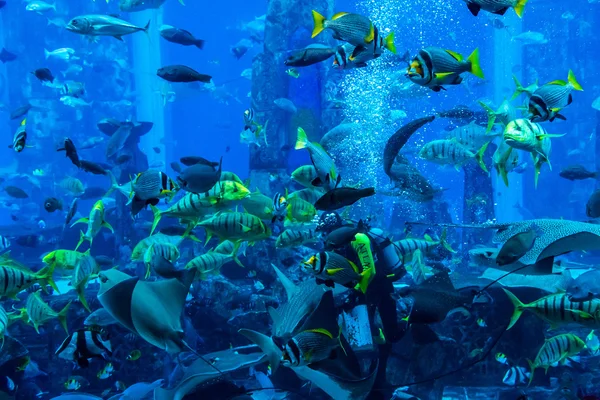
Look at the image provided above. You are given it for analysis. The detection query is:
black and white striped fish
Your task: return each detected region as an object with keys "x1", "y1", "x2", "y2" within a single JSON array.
[
  {"x1": 528, "y1": 70, "x2": 583, "y2": 123},
  {"x1": 56, "y1": 328, "x2": 112, "y2": 368},
  {"x1": 0, "y1": 236, "x2": 10, "y2": 252},
  {"x1": 502, "y1": 365, "x2": 530, "y2": 386}
]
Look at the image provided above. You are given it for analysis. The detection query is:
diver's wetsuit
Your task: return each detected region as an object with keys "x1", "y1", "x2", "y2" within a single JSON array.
[{"x1": 318, "y1": 214, "x2": 406, "y2": 399}]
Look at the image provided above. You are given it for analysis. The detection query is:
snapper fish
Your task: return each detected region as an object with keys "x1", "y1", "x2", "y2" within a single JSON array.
[
  {"x1": 527, "y1": 70, "x2": 583, "y2": 122},
  {"x1": 311, "y1": 11, "x2": 374, "y2": 46},
  {"x1": 66, "y1": 14, "x2": 149, "y2": 41},
  {"x1": 406, "y1": 47, "x2": 484, "y2": 92}
]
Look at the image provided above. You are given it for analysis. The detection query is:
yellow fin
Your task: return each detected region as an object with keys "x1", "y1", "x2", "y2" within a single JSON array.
[
  {"x1": 331, "y1": 12, "x2": 349, "y2": 20},
  {"x1": 384, "y1": 32, "x2": 396, "y2": 54},
  {"x1": 295, "y1": 127, "x2": 308, "y2": 150},
  {"x1": 514, "y1": 0, "x2": 528, "y2": 18},
  {"x1": 326, "y1": 268, "x2": 344, "y2": 276},
  {"x1": 364, "y1": 23, "x2": 375, "y2": 43},
  {"x1": 567, "y1": 69, "x2": 583, "y2": 91},
  {"x1": 305, "y1": 328, "x2": 334, "y2": 339},
  {"x1": 445, "y1": 49, "x2": 463, "y2": 61},
  {"x1": 311, "y1": 10, "x2": 326, "y2": 38},
  {"x1": 467, "y1": 48, "x2": 484, "y2": 79},
  {"x1": 435, "y1": 72, "x2": 454, "y2": 79}
]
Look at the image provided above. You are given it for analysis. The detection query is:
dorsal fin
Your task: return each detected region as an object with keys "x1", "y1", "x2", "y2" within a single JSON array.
[{"x1": 272, "y1": 263, "x2": 296, "y2": 301}]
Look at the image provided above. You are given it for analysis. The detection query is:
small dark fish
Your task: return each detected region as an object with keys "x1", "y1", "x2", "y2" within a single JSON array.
[
  {"x1": 44, "y1": 197, "x2": 63, "y2": 213},
  {"x1": 80, "y1": 187, "x2": 107, "y2": 200},
  {"x1": 383, "y1": 116, "x2": 436, "y2": 179},
  {"x1": 324, "y1": 221, "x2": 367, "y2": 250},
  {"x1": 225, "y1": 146, "x2": 230, "y2": 153},
  {"x1": 157, "y1": 65, "x2": 211, "y2": 83},
  {"x1": 496, "y1": 227, "x2": 539, "y2": 266},
  {"x1": 180, "y1": 156, "x2": 219, "y2": 168},
  {"x1": 437, "y1": 105, "x2": 476, "y2": 120},
  {"x1": 284, "y1": 47, "x2": 337, "y2": 67},
  {"x1": 177, "y1": 157, "x2": 222, "y2": 194},
  {"x1": 16, "y1": 235, "x2": 42, "y2": 248},
  {"x1": 587, "y1": 190, "x2": 600, "y2": 218},
  {"x1": 231, "y1": 45, "x2": 248, "y2": 60},
  {"x1": 10, "y1": 214, "x2": 18, "y2": 221},
  {"x1": 94, "y1": 255, "x2": 114, "y2": 267},
  {"x1": 170, "y1": 162, "x2": 182, "y2": 173},
  {"x1": 32, "y1": 68, "x2": 54, "y2": 83},
  {"x1": 4, "y1": 186, "x2": 28, "y2": 199},
  {"x1": 115, "y1": 154, "x2": 132, "y2": 165},
  {"x1": 0, "y1": 48, "x2": 16, "y2": 63},
  {"x1": 315, "y1": 187, "x2": 375, "y2": 211},
  {"x1": 10, "y1": 104, "x2": 32, "y2": 120},
  {"x1": 57, "y1": 138, "x2": 81, "y2": 168},
  {"x1": 80, "y1": 160, "x2": 108, "y2": 175},
  {"x1": 560, "y1": 165, "x2": 597, "y2": 181},
  {"x1": 159, "y1": 26, "x2": 204, "y2": 49},
  {"x1": 65, "y1": 198, "x2": 78, "y2": 226},
  {"x1": 97, "y1": 118, "x2": 122, "y2": 136},
  {"x1": 153, "y1": 147, "x2": 161, "y2": 154}
]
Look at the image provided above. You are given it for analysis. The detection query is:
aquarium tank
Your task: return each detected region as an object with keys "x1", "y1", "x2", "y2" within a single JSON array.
[{"x1": 0, "y1": 0, "x2": 599, "y2": 398}]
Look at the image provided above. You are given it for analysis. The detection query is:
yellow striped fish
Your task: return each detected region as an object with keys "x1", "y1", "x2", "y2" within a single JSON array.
[
  {"x1": 71, "y1": 200, "x2": 114, "y2": 251},
  {"x1": 0, "y1": 255, "x2": 58, "y2": 299},
  {"x1": 393, "y1": 229, "x2": 455, "y2": 262},
  {"x1": 291, "y1": 165, "x2": 320, "y2": 188},
  {"x1": 198, "y1": 212, "x2": 271, "y2": 245},
  {"x1": 26, "y1": 291, "x2": 71, "y2": 334},
  {"x1": 143, "y1": 243, "x2": 180, "y2": 279},
  {"x1": 131, "y1": 233, "x2": 185, "y2": 261},
  {"x1": 71, "y1": 254, "x2": 99, "y2": 312},
  {"x1": 503, "y1": 289, "x2": 599, "y2": 330},
  {"x1": 43, "y1": 249, "x2": 86, "y2": 270},
  {"x1": 275, "y1": 227, "x2": 318, "y2": 248},
  {"x1": 527, "y1": 334, "x2": 585, "y2": 385},
  {"x1": 185, "y1": 252, "x2": 235, "y2": 280},
  {"x1": 220, "y1": 171, "x2": 244, "y2": 185},
  {"x1": 241, "y1": 191, "x2": 274, "y2": 220},
  {"x1": 286, "y1": 197, "x2": 317, "y2": 223}
]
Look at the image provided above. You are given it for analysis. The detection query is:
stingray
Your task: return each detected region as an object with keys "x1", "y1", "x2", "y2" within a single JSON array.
[
  {"x1": 402, "y1": 272, "x2": 474, "y2": 325},
  {"x1": 493, "y1": 219, "x2": 600, "y2": 266},
  {"x1": 97, "y1": 268, "x2": 198, "y2": 353},
  {"x1": 269, "y1": 264, "x2": 325, "y2": 338},
  {"x1": 154, "y1": 345, "x2": 266, "y2": 400}
]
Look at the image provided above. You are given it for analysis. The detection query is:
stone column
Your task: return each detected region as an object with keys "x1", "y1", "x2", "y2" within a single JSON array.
[{"x1": 249, "y1": 0, "x2": 334, "y2": 194}]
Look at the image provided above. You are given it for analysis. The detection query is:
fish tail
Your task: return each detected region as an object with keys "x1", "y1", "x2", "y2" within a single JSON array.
[
  {"x1": 384, "y1": 32, "x2": 396, "y2": 54},
  {"x1": 143, "y1": 20, "x2": 151, "y2": 33},
  {"x1": 150, "y1": 205, "x2": 162, "y2": 236},
  {"x1": 526, "y1": 359, "x2": 535, "y2": 386},
  {"x1": 231, "y1": 243, "x2": 245, "y2": 268},
  {"x1": 467, "y1": 48, "x2": 484, "y2": 79},
  {"x1": 498, "y1": 163, "x2": 510, "y2": 187},
  {"x1": 295, "y1": 127, "x2": 309, "y2": 150},
  {"x1": 44, "y1": 49, "x2": 50, "y2": 59},
  {"x1": 503, "y1": 288, "x2": 525, "y2": 330},
  {"x1": 567, "y1": 69, "x2": 583, "y2": 91},
  {"x1": 475, "y1": 142, "x2": 490, "y2": 174},
  {"x1": 356, "y1": 266, "x2": 375, "y2": 294},
  {"x1": 440, "y1": 228, "x2": 456, "y2": 253},
  {"x1": 514, "y1": 0, "x2": 528, "y2": 18},
  {"x1": 511, "y1": 75, "x2": 524, "y2": 100},
  {"x1": 534, "y1": 158, "x2": 542, "y2": 189},
  {"x1": 478, "y1": 101, "x2": 497, "y2": 133},
  {"x1": 311, "y1": 10, "x2": 326, "y2": 39},
  {"x1": 74, "y1": 231, "x2": 89, "y2": 251},
  {"x1": 57, "y1": 301, "x2": 72, "y2": 334},
  {"x1": 77, "y1": 287, "x2": 91, "y2": 313},
  {"x1": 36, "y1": 262, "x2": 59, "y2": 293},
  {"x1": 195, "y1": 39, "x2": 205, "y2": 50}
]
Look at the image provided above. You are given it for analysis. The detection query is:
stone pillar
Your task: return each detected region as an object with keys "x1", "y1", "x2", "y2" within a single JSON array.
[
  {"x1": 492, "y1": 16, "x2": 523, "y2": 223},
  {"x1": 249, "y1": 0, "x2": 334, "y2": 194}
]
